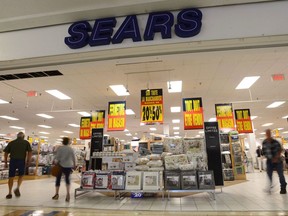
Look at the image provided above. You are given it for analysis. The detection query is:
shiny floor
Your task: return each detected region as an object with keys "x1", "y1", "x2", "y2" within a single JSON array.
[{"x1": 1, "y1": 171, "x2": 288, "y2": 215}]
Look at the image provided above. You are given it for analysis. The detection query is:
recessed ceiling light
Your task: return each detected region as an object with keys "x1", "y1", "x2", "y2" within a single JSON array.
[
  {"x1": 40, "y1": 136, "x2": 48, "y2": 139},
  {"x1": 251, "y1": 116, "x2": 258, "y2": 120},
  {"x1": 172, "y1": 119, "x2": 180, "y2": 123},
  {"x1": 266, "y1": 101, "x2": 285, "y2": 108},
  {"x1": 167, "y1": 81, "x2": 182, "y2": 93},
  {"x1": 208, "y1": 118, "x2": 217, "y2": 122},
  {"x1": 36, "y1": 114, "x2": 54, "y2": 119},
  {"x1": 199, "y1": 131, "x2": 204, "y2": 134},
  {"x1": 0, "y1": 115, "x2": 19, "y2": 121},
  {"x1": 68, "y1": 124, "x2": 80, "y2": 128},
  {"x1": 150, "y1": 128, "x2": 157, "y2": 131},
  {"x1": 174, "y1": 132, "x2": 180, "y2": 135},
  {"x1": 140, "y1": 122, "x2": 145, "y2": 126},
  {"x1": 0, "y1": 99, "x2": 9, "y2": 104},
  {"x1": 124, "y1": 129, "x2": 129, "y2": 132},
  {"x1": 132, "y1": 137, "x2": 139, "y2": 140},
  {"x1": 126, "y1": 133, "x2": 132, "y2": 136},
  {"x1": 126, "y1": 109, "x2": 135, "y2": 115},
  {"x1": 109, "y1": 85, "x2": 130, "y2": 96},
  {"x1": 45, "y1": 90, "x2": 71, "y2": 100},
  {"x1": 39, "y1": 131, "x2": 50, "y2": 134},
  {"x1": 38, "y1": 125, "x2": 52, "y2": 129},
  {"x1": 9, "y1": 126, "x2": 24, "y2": 130},
  {"x1": 63, "y1": 131, "x2": 73, "y2": 134},
  {"x1": 260, "y1": 132, "x2": 266, "y2": 135},
  {"x1": 282, "y1": 115, "x2": 288, "y2": 119},
  {"x1": 0, "y1": 133, "x2": 6, "y2": 136},
  {"x1": 236, "y1": 76, "x2": 260, "y2": 89},
  {"x1": 174, "y1": 135, "x2": 181, "y2": 138},
  {"x1": 277, "y1": 128, "x2": 284, "y2": 131},
  {"x1": 59, "y1": 135, "x2": 65, "y2": 137},
  {"x1": 262, "y1": 123, "x2": 273, "y2": 127},
  {"x1": 77, "y1": 111, "x2": 91, "y2": 117},
  {"x1": 171, "y1": 106, "x2": 181, "y2": 113},
  {"x1": 57, "y1": 138, "x2": 62, "y2": 141},
  {"x1": 283, "y1": 131, "x2": 288, "y2": 134},
  {"x1": 173, "y1": 127, "x2": 180, "y2": 130}
]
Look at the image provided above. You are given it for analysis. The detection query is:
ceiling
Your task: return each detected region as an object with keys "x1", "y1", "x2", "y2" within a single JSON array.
[{"x1": 0, "y1": 0, "x2": 287, "y2": 144}]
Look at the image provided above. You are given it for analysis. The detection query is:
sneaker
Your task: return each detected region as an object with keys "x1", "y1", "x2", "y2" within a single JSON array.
[
  {"x1": 52, "y1": 194, "x2": 59, "y2": 200},
  {"x1": 14, "y1": 188, "x2": 21, "y2": 197},
  {"x1": 280, "y1": 189, "x2": 287, "y2": 194},
  {"x1": 6, "y1": 194, "x2": 12, "y2": 199}
]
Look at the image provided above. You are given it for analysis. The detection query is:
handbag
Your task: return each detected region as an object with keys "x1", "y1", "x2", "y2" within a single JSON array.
[{"x1": 51, "y1": 164, "x2": 62, "y2": 177}]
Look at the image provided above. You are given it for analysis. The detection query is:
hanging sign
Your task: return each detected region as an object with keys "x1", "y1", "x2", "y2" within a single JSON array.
[
  {"x1": 234, "y1": 109, "x2": 253, "y2": 133},
  {"x1": 141, "y1": 89, "x2": 163, "y2": 124},
  {"x1": 215, "y1": 103, "x2": 235, "y2": 130},
  {"x1": 182, "y1": 97, "x2": 204, "y2": 130},
  {"x1": 108, "y1": 101, "x2": 126, "y2": 131},
  {"x1": 79, "y1": 117, "x2": 92, "y2": 139},
  {"x1": 91, "y1": 110, "x2": 105, "y2": 129}
]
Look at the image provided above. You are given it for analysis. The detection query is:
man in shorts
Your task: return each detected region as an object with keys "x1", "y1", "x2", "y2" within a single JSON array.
[{"x1": 4, "y1": 132, "x2": 32, "y2": 199}]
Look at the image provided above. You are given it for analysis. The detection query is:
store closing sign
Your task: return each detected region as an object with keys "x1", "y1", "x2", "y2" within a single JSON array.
[
  {"x1": 64, "y1": 8, "x2": 202, "y2": 49},
  {"x1": 108, "y1": 101, "x2": 126, "y2": 131},
  {"x1": 79, "y1": 116, "x2": 92, "y2": 139},
  {"x1": 91, "y1": 110, "x2": 106, "y2": 129},
  {"x1": 182, "y1": 97, "x2": 204, "y2": 130},
  {"x1": 234, "y1": 109, "x2": 253, "y2": 133},
  {"x1": 215, "y1": 103, "x2": 235, "y2": 130},
  {"x1": 141, "y1": 89, "x2": 163, "y2": 124}
]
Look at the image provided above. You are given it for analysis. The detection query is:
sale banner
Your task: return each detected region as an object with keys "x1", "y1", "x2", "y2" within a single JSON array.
[
  {"x1": 140, "y1": 89, "x2": 163, "y2": 125},
  {"x1": 182, "y1": 97, "x2": 204, "y2": 130},
  {"x1": 91, "y1": 110, "x2": 105, "y2": 129},
  {"x1": 80, "y1": 117, "x2": 92, "y2": 139},
  {"x1": 215, "y1": 103, "x2": 235, "y2": 130},
  {"x1": 234, "y1": 109, "x2": 253, "y2": 133},
  {"x1": 107, "y1": 101, "x2": 126, "y2": 131}
]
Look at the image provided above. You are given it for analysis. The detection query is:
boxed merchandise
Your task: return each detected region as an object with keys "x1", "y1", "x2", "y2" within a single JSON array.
[
  {"x1": 125, "y1": 171, "x2": 142, "y2": 190},
  {"x1": 147, "y1": 160, "x2": 163, "y2": 167},
  {"x1": 135, "y1": 165, "x2": 149, "y2": 171},
  {"x1": 81, "y1": 171, "x2": 96, "y2": 189},
  {"x1": 135, "y1": 157, "x2": 149, "y2": 165},
  {"x1": 198, "y1": 171, "x2": 215, "y2": 189},
  {"x1": 125, "y1": 162, "x2": 136, "y2": 171},
  {"x1": 165, "y1": 171, "x2": 181, "y2": 190},
  {"x1": 108, "y1": 162, "x2": 124, "y2": 170},
  {"x1": 95, "y1": 172, "x2": 110, "y2": 189},
  {"x1": 164, "y1": 154, "x2": 188, "y2": 170},
  {"x1": 148, "y1": 167, "x2": 164, "y2": 171},
  {"x1": 163, "y1": 137, "x2": 183, "y2": 154},
  {"x1": 223, "y1": 169, "x2": 234, "y2": 181},
  {"x1": 111, "y1": 171, "x2": 126, "y2": 190},
  {"x1": 181, "y1": 170, "x2": 198, "y2": 190},
  {"x1": 151, "y1": 143, "x2": 164, "y2": 154},
  {"x1": 143, "y1": 171, "x2": 160, "y2": 190},
  {"x1": 183, "y1": 138, "x2": 204, "y2": 154}
]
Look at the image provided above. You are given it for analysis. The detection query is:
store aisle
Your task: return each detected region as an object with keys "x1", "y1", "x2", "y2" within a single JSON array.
[{"x1": 0, "y1": 172, "x2": 288, "y2": 213}]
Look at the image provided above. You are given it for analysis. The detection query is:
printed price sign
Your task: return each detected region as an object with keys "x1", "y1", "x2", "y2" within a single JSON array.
[
  {"x1": 215, "y1": 103, "x2": 235, "y2": 130},
  {"x1": 80, "y1": 117, "x2": 92, "y2": 139},
  {"x1": 141, "y1": 89, "x2": 163, "y2": 124},
  {"x1": 108, "y1": 101, "x2": 126, "y2": 131},
  {"x1": 235, "y1": 109, "x2": 253, "y2": 133},
  {"x1": 91, "y1": 110, "x2": 105, "y2": 129},
  {"x1": 182, "y1": 97, "x2": 204, "y2": 130}
]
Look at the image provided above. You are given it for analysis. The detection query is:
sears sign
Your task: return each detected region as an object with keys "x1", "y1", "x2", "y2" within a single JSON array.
[{"x1": 65, "y1": 8, "x2": 202, "y2": 49}]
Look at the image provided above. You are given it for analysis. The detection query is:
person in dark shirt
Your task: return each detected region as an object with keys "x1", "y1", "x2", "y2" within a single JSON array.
[
  {"x1": 262, "y1": 129, "x2": 287, "y2": 194},
  {"x1": 4, "y1": 132, "x2": 32, "y2": 199},
  {"x1": 256, "y1": 146, "x2": 263, "y2": 172}
]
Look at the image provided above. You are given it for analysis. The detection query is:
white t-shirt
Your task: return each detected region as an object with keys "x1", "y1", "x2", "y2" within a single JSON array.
[{"x1": 85, "y1": 147, "x2": 91, "y2": 161}]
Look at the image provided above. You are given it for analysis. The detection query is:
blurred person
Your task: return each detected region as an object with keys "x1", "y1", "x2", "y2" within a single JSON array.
[
  {"x1": 256, "y1": 146, "x2": 263, "y2": 172},
  {"x1": 84, "y1": 142, "x2": 91, "y2": 170},
  {"x1": 4, "y1": 132, "x2": 32, "y2": 199},
  {"x1": 262, "y1": 129, "x2": 287, "y2": 194},
  {"x1": 52, "y1": 137, "x2": 76, "y2": 202}
]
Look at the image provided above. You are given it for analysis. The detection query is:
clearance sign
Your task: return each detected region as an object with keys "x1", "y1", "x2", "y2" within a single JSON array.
[
  {"x1": 108, "y1": 101, "x2": 126, "y2": 131},
  {"x1": 91, "y1": 110, "x2": 105, "y2": 129},
  {"x1": 182, "y1": 97, "x2": 204, "y2": 130},
  {"x1": 141, "y1": 89, "x2": 163, "y2": 124},
  {"x1": 235, "y1": 109, "x2": 253, "y2": 133},
  {"x1": 215, "y1": 103, "x2": 235, "y2": 130},
  {"x1": 80, "y1": 117, "x2": 92, "y2": 139}
]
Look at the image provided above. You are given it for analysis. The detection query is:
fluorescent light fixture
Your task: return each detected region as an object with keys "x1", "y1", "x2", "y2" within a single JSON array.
[
  {"x1": 0, "y1": 133, "x2": 6, "y2": 136},
  {"x1": 56, "y1": 138, "x2": 62, "y2": 141},
  {"x1": 174, "y1": 135, "x2": 181, "y2": 138},
  {"x1": 63, "y1": 131, "x2": 73, "y2": 134},
  {"x1": 38, "y1": 125, "x2": 52, "y2": 129},
  {"x1": 172, "y1": 119, "x2": 180, "y2": 123},
  {"x1": 126, "y1": 133, "x2": 132, "y2": 136},
  {"x1": 174, "y1": 132, "x2": 180, "y2": 135},
  {"x1": 36, "y1": 114, "x2": 54, "y2": 119},
  {"x1": 236, "y1": 76, "x2": 260, "y2": 89},
  {"x1": 0, "y1": 99, "x2": 9, "y2": 104},
  {"x1": 126, "y1": 109, "x2": 135, "y2": 115},
  {"x1": 266, "y1": 101, "x2": 286, "y2": 108},
  {"x1": 262, "y1": 123, "x2": 273, "y2": 127},
  {"x1": 277, "y1": 128, "x2": 284, "y2": 131},
  {"x1": 40, "y1": 136, "x2": 48, "y2": 139},
  {"x1": 133, "y1": 137, "x2": 139, "y2": 139},
  {"x1": 283, "y1": 131, "x2": 288, "y2": 134},
  {"x1": 170, "y1": 106, "x2": 181, "y2": 113},
  {"x1": 173, "y1": 127, "x2": 180, "y2": 130},
  {"x1": 167, "y1": 81, "x2": 182, "y2": 93},
  {"x1": 59, "y1": 135, "x2": 65, "y2": 137},
  {"x1": 208, "y1": 118, "x2": 217, "y2": 122},
  {"x1": 39, "y1": 131, "x2": 50, "y2": 135},
  {"x1": 45, "y1": 90, "x2": 71, "y2": 100},
  {"x1": 150, "y1": 128, "x2": 157, "y2": 131},
  {"x1": 251, "y1": 116, "x2": 258, "y2": 120},
  {"x1": 10, "y1": 126, "x2": 24, "y2": 129},
  {"x1": 109, "y1": 85, "x2": 130, "y2": 96},
  {"x1": 199, "y1": 131, "x2": 204, "y2": 134},
  {"x1": 0, "y1": 115, "x2": 19, "y2": 120},
  {"x1": 140, "y1": 122, "x2": 145, "y2": 126},
  {"x1": 282, "y1": 115, "x2": 288, "y2": 119},
  {"x1": 260, "y1": 132, "x2": 266, "y2": 135},
  {"x1": 124, "y1": 129, "x2": 129, "y2": 132},
  {"x1": 68, "y1": 124, "x2": 80, "y2": 128},
  {"x1": 77, "y1": 111, "x2": 91, "y2": 117}
]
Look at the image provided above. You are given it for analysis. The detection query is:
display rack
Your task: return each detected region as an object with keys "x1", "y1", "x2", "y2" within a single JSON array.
[{"x1": 166, "y1": 189, "x2": 215, "y2": 200}]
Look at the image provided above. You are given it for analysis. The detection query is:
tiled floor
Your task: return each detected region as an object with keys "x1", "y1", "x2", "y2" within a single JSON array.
[{"x1": 1, "y1": 171, "x2": 288, "y2": 215}]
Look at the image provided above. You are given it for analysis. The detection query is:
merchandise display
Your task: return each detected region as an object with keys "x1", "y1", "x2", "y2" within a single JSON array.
[{"x1": 220, "y1": 133, "x2": 234, "y2": 181}]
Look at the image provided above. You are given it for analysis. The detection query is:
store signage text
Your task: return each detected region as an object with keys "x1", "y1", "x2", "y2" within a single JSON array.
[
  {"x1": 215, "y1": 103, "x2": 235, "y2": 130},
  {"x1": 107, "y1": 101, "x2": 126, "y2": 131},
  {"x1": 235, "y1": 109, "x2": 253, "y2": 133},
  {"x1": 182, "y1": 97, "x2": 204, "y2": 130},
  {"x1": 65, "y1": 8, "x2": 202, "y2": 49}
]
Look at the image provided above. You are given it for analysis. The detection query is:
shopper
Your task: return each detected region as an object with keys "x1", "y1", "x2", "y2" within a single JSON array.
[
  {"x1": 262, "y1": 129, "x2": 287, "y2": 194},
  {"x1": 4, "y1": 132, "x2": 32, "y2": 199},
  {"x1": 85, "y1": 142, "x2": 91, "y2": 170},
  {"x1": 256, "y1": 146, "x2": 263, "y2": 172},
  {"x1": 52, "y1": 137, "x2": 76, "y2": 202}
]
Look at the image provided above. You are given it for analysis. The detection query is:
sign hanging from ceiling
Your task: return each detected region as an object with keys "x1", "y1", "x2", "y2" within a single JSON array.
[
  {"x1": 182, "y1": 97, "x2": 204, "y2": 130},
  {"x1": 215, "y1": 103, "x2": 235, "y2": 130},
  {"x1": 91, "y1": 110, "x2": 105, "y2": 129},
  {"x1": 108, "y1": 101, "x2": 126, "y2": 131},
  {"x1": 141, "y1": 89, "x2": 163, "y2": 125},
  {"x1": 64, "y1": 8, "x2": 202, "y2": 49},
  {"x1": 79, "y1": 116, "x2": 92, "y2": 139},
  {"x1": 234, "y1": 109, "x2": 253, "y2": 133}
]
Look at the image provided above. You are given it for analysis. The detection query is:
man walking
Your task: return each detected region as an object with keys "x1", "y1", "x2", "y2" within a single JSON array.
[
  {"x1": 262, "y1": 129, "x2": 287, "y2": 194},
  {"x1": 4, "y1": 132, "x2": 32, "y2": 199},
  {"x1": 256, "y1": 146, "x2": 263, "y2": 172}
]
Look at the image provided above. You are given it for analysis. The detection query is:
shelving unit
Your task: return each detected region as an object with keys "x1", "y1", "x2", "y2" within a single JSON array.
[{"x1": 220, "y1": 133, "x2": 234, "y2": 181}]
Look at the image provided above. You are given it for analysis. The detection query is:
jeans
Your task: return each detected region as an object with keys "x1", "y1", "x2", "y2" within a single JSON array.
[
  {"x1": 266, "y1": 160, "x2": 287, "y2": 190},
  {"x1": 55, "y1": 167, "x2": 72, "y2": 187}
]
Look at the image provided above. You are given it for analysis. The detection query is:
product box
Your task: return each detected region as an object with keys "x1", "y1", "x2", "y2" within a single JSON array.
[
  {"x1": 126, "y1": 171, "x2": 142, "y2": 190},
  {"x1": 180, "y1": 170, "x2": 198, "y2": 190},
  {"x1": 143, "y1": 172, "x2": 160, "y2": 190},
  {"x1": 125, "y1": 162, "x2": 136, "y2": 171},
  {"x1": 108, "y1": 162, "x2": 124, "y2": 170},
  {"x1": 81, "y1": 171, "x2": 96, "y2": 189},
  {"x1": 198, "y1": 171, "x2": 215, "y2": 190},
  {"x1": 111, "y1": 171, "x2": 126, "y2": 190},
  {"x1": 165, "y1": 171, "x2": 181, "y2": 190},
  {"x1": 95, "y1": 172, "x2": 110, "y2": 189}
]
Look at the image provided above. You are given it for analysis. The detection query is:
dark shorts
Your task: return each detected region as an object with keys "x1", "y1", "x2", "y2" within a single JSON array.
[{"x1": 9, "y1": 159, "x2": 25, "y2": 177}]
